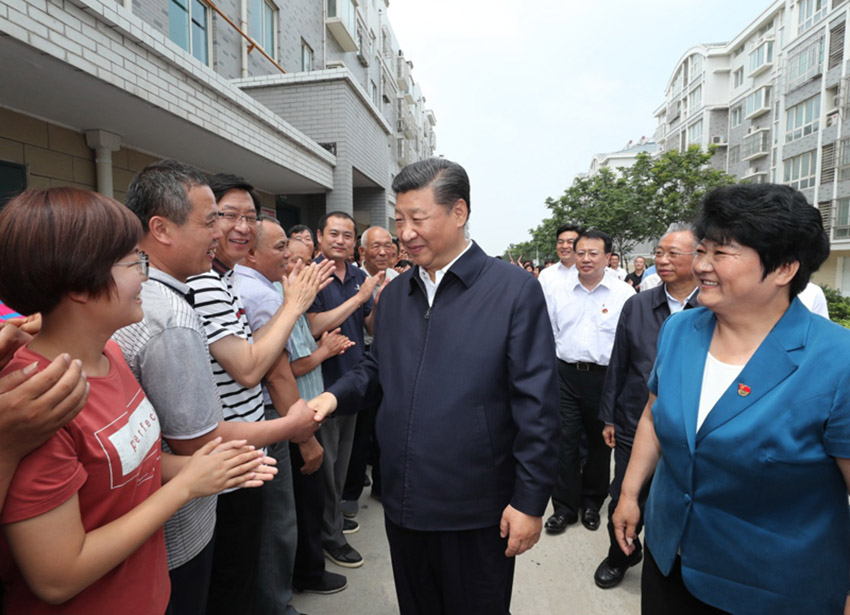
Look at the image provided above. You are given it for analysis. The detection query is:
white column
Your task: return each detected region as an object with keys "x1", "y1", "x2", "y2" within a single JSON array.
[{"x1": 84, "y1": 130, "x2": 122, "y2": 198}]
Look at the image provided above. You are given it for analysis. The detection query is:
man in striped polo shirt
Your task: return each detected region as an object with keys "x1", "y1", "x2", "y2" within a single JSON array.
[{"x1": 186, "y1": 174, "x2": 333, "y2": 615}]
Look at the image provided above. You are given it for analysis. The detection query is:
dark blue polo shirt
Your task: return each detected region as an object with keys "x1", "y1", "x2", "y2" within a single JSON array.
[{"x1": 308, "y1": 256, "x2": 373, "y2": 387}]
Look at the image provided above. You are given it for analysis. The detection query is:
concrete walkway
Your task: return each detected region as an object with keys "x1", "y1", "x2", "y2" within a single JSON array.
[{"x1": 292, "y1": 494, "x2": 642, "y2": 615}]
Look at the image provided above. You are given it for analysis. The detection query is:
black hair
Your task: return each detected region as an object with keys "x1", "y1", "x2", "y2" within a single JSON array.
[
  {"x1": 574, "y1": 229, "x2": 613, "y2": 254},
  {"x1": 555, "y1": 223, "x2": 583, "y2": 241},
  {"x1": 207, "y1": 173, "x2": 261, "y2": 215},
  {"x1": 317, "y1": 211, "x2": 356, "y2": 233},
  {"x1": 289, "y1": 224, "x2": 314, "y2": 241},
  {"x1": 392, "y1": 158, "x2": 470, "y2": 217},
  {"x1": 695, "y1": 184, "x2": 829, "y2": 297},
  {"x1": 125, "y1": 159, "x2": 209, "y2": 230}
]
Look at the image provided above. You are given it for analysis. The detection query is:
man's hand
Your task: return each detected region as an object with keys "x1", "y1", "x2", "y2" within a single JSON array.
[
  {"x1": 356, "y1": 271, "x2": 384, "y2": 305},
  {"x1": 317, "y1": 328, "x2": 354, "y2": 358},
  {"x1": 499, "y1": 505, "x2": 542, "y2": 557},
  {"x1": 307, "y1": 392, "x2": 338, "y2": 423},
  {"x1": 0, "y1": 352, "x2": 89, "y2": 463},
  {"x1": 285, "y1": 399, "x2": 321, "y2": 443},
  {"x1": 298, "y1": 436, "x2": 324, "y2": 474},
  {"x1": 602, "y1": 424, "x2": 616, "y2": 448},
  {"x1": 282, "y1": 261, "x2": 335, "y2": 314},
  {"x1": 611, "y1": 495, "x2": 641, "y2": 558}
]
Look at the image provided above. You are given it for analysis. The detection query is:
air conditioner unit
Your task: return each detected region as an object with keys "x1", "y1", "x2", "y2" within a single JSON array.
[
  {"x1": 712, "y1": 136, "x2": 728, "y2": 144},
  {"x1": 326, "y1": 60, "x2": 345, "y2": 69},
  {"x1": 834, "y1": 95, "x2": 842, "y2": 109},
  {"x1": 747, "y1": 167, "x2": 759, "y2": 176}
]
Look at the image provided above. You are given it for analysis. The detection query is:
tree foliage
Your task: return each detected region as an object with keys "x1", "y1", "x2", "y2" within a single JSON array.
[{"x1": 503, "y1": 146, "x2": 736, "y2": 262}]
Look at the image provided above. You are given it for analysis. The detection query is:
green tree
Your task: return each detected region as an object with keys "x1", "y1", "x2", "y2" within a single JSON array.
[{"x1": 505, "y1": 146, "x2": 736, "y2": 262}]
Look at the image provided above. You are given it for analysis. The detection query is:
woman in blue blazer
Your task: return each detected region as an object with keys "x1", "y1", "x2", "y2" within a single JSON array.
[{"x1": 613, "y1": 183, "x2": 850, "y2": 614}]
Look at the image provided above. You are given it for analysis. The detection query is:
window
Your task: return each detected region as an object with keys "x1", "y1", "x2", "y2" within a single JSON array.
[
  {"x1": 733, "y1": 67, "x2": 744, "y2": 88},
  {"x1": 688, "y1": 85, "x2": 702, "y2": 111},
  {"x1": 731, "y1": 105, "x2": 743, "y2": 127},
  {"x1": 249, "y1": 0, "x2": 277, "y2": 54},
  {"x1": 690, "y1": 54, "x2": 704, "y2": 82},
  {"x1": 169, "y1": 0, "x2": 209, "y2": 64},
  {"x1": 729, "y1": 145, "x2": 741, "y2": 166},
  {"x1": 370, "y1": 80, "x2": 378, "y2": 106},
  {"x1": 787, "y1": 37, "x2": 825, "y2": 91},
  {"x1": 783, "y1": 151, "x2": 817, "y2": 189},
  {"x1": 749, "y1": 40, "x2": 774, "y2": 75},
  {"x1": 688, "y1": 120, "x2": 703, "y2": 145},
  {"x1": 836, "y1": 197, "x2": 850, "y2": 238},
  {"x1": 839, "y1": 138, "x2": 850, "y2": 181},
  {"x1": 786, "y1": 95, "x2": 821, "y2": 142},
  {"x1": 301, "y1": 40, "x2": 313, "y2": 71},
  {"x1": 745, "y1": 86, "x2": 771, "y2": 118},
  {"x1": 799, "y1": 0, "x2": 827, "y2": 35}
]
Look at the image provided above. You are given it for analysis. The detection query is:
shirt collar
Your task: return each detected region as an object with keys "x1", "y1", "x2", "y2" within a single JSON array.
[
  {"x1": 234, "y1": 263, "x2": 276, "y2": 290},
  {"x1": 147, "y1": 267, "x2": 194, "y2": 305},
  {"x1": 417, "y1": 240, "x2": 472, "y2": 287}
]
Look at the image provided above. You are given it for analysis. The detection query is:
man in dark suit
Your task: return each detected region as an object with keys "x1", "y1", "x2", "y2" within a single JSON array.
[
  {"x1": 594, "y1": 224, "x2": 699, "y2": 589},
  {"x1": 309, "y1": 158, "x2": 560, "y2": 615}
]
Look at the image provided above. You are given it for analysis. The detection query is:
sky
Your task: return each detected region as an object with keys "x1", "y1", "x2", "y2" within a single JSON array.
[{"x1": 386, "y1": 0, "x2": 765, "y2": 257}]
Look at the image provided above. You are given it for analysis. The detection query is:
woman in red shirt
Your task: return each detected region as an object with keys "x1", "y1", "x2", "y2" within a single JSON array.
[{"x1": 0, "y1": 188, "x2": 274, "y2": 615}]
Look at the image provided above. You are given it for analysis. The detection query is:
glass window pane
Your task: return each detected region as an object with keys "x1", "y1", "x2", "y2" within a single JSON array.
[
  {"x1": 249, "y1": 0, "x2": 261, "y2": 40},
  {"x1": 265, "y1": 6, "x2": 274, "y2": 49},
  {"x1": 169, "y1": 0, "x2": 190, "y2": 51},
  {"x1": 192, "y1": 22, "x2": 206, "y2": 62}
]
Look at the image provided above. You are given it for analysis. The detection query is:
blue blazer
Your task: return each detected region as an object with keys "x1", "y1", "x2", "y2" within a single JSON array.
[
  {"x1": 329, "y1": 242, "x2": 560, "y2": 531},
  {"x1": 646, "y1": 299, "x2": 850, "y2": 614}
]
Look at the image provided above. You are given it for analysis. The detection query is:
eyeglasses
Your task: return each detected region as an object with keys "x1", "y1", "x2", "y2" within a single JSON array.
[
  {"x1": 654, "y1": 250, "x2": 696, "y2": 259},
  {"x1": 218, "y1": 212, "x2": 262, "y2": 225},
  {"x1": 116, "y1": 251, "x2": 150, "y2": 278}
]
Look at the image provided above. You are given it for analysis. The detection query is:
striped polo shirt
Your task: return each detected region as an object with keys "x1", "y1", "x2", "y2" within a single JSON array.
[{"x1": 187, "y1": 259, "x2": 265, "y2": 424}]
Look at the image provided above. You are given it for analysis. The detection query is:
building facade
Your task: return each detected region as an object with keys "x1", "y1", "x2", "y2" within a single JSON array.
[
  {"x1": 0, "y1": 0, "x2": 437, "y2": 233},
  {"x1": 654, "y1": 0, "x2": 850, "y2": 291}
]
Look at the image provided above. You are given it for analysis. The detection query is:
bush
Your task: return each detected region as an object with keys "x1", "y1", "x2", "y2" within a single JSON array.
[{"x1": 820, "y1": 284, "x2": 850, "y2": 324}]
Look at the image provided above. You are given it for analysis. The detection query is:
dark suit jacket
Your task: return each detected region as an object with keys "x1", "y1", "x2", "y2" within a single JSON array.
[
  {"x1": 328, "y1": 242, "x2": 560, "y2": 531},
  {"x1": 598, "y1": 284, "x2": 699, "y2": 442}
]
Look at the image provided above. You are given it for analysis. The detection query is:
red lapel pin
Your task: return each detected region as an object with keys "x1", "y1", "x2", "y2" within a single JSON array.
[{"x1": 737, "y1": 383, "x2": 751, "y2": 397}]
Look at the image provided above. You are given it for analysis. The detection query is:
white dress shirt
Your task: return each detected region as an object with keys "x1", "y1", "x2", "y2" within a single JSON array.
[
  {"x1": 419, "y1": 240, "x2": 472, "y2": 306},
  {"x1": 546, "y1": 268, "x2": 635, "y2": 365},
  {"x1": 538, "y1": 261, "x2": 573, "y2": 300}
]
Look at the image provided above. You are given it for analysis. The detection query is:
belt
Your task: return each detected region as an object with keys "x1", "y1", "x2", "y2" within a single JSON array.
[{"x1": 559, "y1": 360, "x2": 607, "y2": 372}]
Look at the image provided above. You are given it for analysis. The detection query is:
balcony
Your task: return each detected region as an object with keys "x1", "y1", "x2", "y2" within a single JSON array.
[
  {"x1": 741, "y1": 166, "x2": 769, "y2": 183},
  {"x1": 396, "y1": 54, "x2": 411, "y2": 90},
  {"x1": 745, "y1": 86, "x2": 771, "y2": 119},
  {"x1": 396, "y1": 98, "x2": 416, "y2": 138},
  {"x1": 742, "y1": 129, "x2": 770, "y2": 161},
  {"x1": 326, "y1": 0, "x2": 358, "y2": 52},
  {"x1": 749, "y1": 40, "x2": 774, "y2": 79},
  {"x1": 396, "y1": 137, "x2": 413, "y2": 165}
]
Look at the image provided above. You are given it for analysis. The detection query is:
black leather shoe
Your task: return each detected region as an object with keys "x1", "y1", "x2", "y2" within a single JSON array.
[
  {"x1": 544, "y1": 511, "x2": 578, "y2": 534},
  {"x1": 581, "y1": 507, "x2": 601, "y2": 531},
  {"x1": 594, "y1": 551, "x2": 642, "y2": 589}
]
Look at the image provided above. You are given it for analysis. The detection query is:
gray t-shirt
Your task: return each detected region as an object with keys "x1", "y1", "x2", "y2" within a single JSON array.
[{"x1": 113, "y1": 268, "x2": 221, "y2": 570}]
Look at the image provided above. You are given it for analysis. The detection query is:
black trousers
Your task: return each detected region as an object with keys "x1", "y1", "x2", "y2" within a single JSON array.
[
  {"x1": 207, "y1": 488, "x2": 263, "y2": 615},
  {"x1": 551, "y1": 361, "x2": 611, "y2": 515},
  {"x1": 606, "y1": 428, "x2": 651, "y2": 567},
  {"x1": 289, "y1": 441, "x2": 328, "y2": 588},
  {"x1": 384, "y1": 516, "x2": 515, "y2": 615},
  {"x1": 641, "y1": 547, "x2": 728, "y2": 615},
  {"x1": 166, "y1": 537, "x2": 215, "y2": 615},
  {"x1": 342, "y1": 399, "x2": 379, "y2": 501}
]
